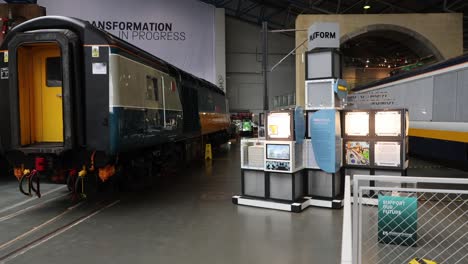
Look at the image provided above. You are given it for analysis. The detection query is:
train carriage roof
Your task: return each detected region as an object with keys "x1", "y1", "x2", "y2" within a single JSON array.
[
  {"x1": 2, "y1": 15, "x2": 225, "y2": 96},
  {"x1": 353, "y1": 52, "x2": 468, "y2": 92}
]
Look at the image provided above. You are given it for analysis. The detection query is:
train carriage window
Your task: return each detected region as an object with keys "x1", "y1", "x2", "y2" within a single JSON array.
[
  {"x1": 146, "y1": 76, "x2": 159, "y2": 101},
  {"x1": 46, "y1": 57, "x2": 62, "y2": 87}
]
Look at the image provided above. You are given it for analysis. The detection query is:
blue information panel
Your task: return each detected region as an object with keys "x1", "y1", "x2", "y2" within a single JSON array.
[
  {"x1": 294, "y1": 106, "x2": 305, "y2": 144},
  {"x1": 310, "y1": 110, "x2": 340, "y2": 173}
]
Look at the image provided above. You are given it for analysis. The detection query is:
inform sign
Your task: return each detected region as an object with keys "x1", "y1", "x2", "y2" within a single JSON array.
[{"x1": 307, "y1": 22, "x2": 340, "y2": 50}]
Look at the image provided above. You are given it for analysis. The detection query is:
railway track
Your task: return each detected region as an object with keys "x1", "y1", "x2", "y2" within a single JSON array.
[
  {"x1": 0, "y1": 185, "x2": 67, "y2": 215},
  {"x1": 0, "y1": 194, "x2": 120, "y2": 263}
]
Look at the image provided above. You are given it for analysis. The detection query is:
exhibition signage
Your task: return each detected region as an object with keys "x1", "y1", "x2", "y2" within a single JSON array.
[
  {"x1": 378, "y1": 195, "x2": 418, "y2": 246},
  {"x1": 294, "y1": 107, "x2": 305, "y2": 144},
  {"x1": 267, "y1": 112, "x2": 292, "y2": 140},
  {"x1": 310, "y1": 110, "x2": 340, "y2": 173},
  {"x1": 333, "y1": 78, "x2": 348, "y2": 99},
  {"x1": 308, "y1": 22, "x2": 340, "y2": 51}
]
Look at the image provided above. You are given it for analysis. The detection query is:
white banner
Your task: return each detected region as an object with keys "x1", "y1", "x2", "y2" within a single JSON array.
[{"x1": 40, "y1": 0, "x2": 216, "y2": 83}]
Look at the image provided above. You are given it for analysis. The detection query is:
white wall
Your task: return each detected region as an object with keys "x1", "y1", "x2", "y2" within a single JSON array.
[
  {"x1": 40, "y1": 0, "x2": 219, "y2": 84},
  {"x1": 226, "y1": 17, "x2": 295, "y2": 112}
]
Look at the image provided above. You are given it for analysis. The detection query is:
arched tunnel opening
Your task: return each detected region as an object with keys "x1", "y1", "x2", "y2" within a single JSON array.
[{"x1": 340, "y1": 26, "x2": 443, "y2": 89}]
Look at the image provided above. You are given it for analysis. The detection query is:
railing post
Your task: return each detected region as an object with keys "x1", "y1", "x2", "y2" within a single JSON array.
[{"x1": 341, "y1": 175, "x2": 352, "y2": 264}]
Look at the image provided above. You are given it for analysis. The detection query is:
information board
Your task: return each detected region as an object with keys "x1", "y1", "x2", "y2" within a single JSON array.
[
  {"x1": 375, "y1": 141, "x2": 401, "y2": 167},
  {"x1": 345, "y1": 112, "x2": 369, "y2": 136},
  {"x1": 310, "y1": 110, "x2": 339, "y2": 173},
  {"x1": 267, "y1": 112, "x2": 292, "y2": 140},
  {"x1": 345, "y1": 141, "x2": 370, "y2": 166},
  {"x1": 375, "y1": 111, "x2": 401, "y2": 137},
  {"x1": 378, "y1": 195, "x2": 418, "y2": 246}
]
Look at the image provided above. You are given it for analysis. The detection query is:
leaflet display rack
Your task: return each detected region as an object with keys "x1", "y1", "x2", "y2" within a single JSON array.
[
  {"x1": 342, "y1": 109, "x2": 409, "y2": 171},
  {"x1": 234, "y1": 109, "x2": 310, "y2": 212},
  {"x1": 342, "y1": 109, "x2": 409, "y2": 198},
  {"x1": 234, "y1": 23, "x2": 361, "y2": 212}
]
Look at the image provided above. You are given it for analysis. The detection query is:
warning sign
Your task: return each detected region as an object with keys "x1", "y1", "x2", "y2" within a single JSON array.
[
  {"x1": 1, "y1": 67, "x2": 8, "y2": 79},
  {"x1": 92, "y1": 46, "x2": 100, "y2": 57}
]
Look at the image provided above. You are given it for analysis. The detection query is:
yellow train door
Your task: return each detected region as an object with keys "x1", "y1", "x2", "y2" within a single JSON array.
[
  {"x1": 34, "y1": 46, "x2": 63, "y2": 142},
  {"x1": 18, "y1": 43, "x2": 63, "y2": 145}
]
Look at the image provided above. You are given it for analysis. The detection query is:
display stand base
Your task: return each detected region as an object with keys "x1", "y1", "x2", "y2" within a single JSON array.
[
  {"x1": 232, "y1": 195, "x2": 344, "y2": 212},
  {"x1": 307, "y1": 196, "x2": 343, "y2": 209},
  {"x1": 232, "y1": 195, "x2": 311, "y2": 213}
]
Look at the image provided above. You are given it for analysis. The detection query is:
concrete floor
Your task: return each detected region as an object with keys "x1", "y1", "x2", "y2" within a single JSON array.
[
  {"x1": 1, "y1": 143, "x2": 467, "y2": 264},
  {"x1": 0, "y1": 144, "x2": 343, "y2": 264}
]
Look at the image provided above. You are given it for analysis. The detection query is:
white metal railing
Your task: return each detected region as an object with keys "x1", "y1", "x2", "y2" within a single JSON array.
[{"x1": 342, "y1": 175, "x2": 468, "y2": 264}]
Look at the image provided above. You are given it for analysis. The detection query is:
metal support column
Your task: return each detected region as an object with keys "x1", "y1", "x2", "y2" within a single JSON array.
[{"x1": 262, "y1": 21, "x2": 268, "y2": 110}]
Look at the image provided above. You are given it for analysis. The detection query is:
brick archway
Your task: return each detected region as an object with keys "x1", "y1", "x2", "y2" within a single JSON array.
[{"x1": 340, "y1": 24, "x2": 444, "y2": 61}]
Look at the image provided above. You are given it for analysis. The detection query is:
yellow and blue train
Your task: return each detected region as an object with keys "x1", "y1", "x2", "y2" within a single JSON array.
[{"x1": 348, "y1": 53, "x2": 468, "y2": 170}]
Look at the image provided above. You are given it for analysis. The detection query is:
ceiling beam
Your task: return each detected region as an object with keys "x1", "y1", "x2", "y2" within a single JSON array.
[
  {"x1": 239, "y1": 2, "x2": 260, "y2": 16},
  {"x1": 340, "y1": 0, "x2": 364, "y2": 14},
  {"x1": 235, "y1": 0, "x2": 243, "y2": 17},
  {"x1": 286, "y1": 0, "x2": 333, "y2": 14},
  {"x1": 265, "y1": 7, "x2": 287, "y2": 20},
  {"x1": 373, "y1": 0, "x2": 416, "y2": 13}
]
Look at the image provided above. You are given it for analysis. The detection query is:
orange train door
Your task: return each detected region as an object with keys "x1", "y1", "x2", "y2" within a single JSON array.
[{"x1": 18, "y1": 43, "x2": 63, "y2": 145}]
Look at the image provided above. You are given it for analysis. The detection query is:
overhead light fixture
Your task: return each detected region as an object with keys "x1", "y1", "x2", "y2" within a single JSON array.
[
  {"x1": 384, "y1": 58, "x2": 387, "y2": 63},
  {"x1": 366, "y1": 58, "x2": 370, "y2": 63},
  {"x1": 388, "y1": 65, "x2": 391, "y2": 68},
  {"x1": 363, "y1": 5, "x2": 371, "y2": 10},
  {"x1": 365, "y1": 64, "x2": 369, "y2": 68}
]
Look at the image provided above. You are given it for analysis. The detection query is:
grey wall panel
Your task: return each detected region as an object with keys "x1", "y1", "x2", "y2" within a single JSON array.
[
  {"x1": 226, "y1": 53, "x2": 261, "y2": 73},
  {"x1": 226, "y1": 17, "x2": 295, "y2": 112},
  {"x1": 456, "y1": 69, "x2": 468, "y2": 121},
  {"x1": 227, "y1": 74, "x2": 263, "y2": 111},
  {"x1": 433, "y1": 72, "x2": 457, "y2": 121}
]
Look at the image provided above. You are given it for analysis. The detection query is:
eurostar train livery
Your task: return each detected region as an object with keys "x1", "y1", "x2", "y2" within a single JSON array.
[{"x1": 348, "y1": 53, "x2": 468, "y2": 170}]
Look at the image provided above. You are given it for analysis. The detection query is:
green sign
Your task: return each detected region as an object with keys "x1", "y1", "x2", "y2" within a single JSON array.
[
  {"x1": 242, "y1": 120, "x2": 252, "y2": 132},
  {"x1": 378, "y1": 195, "x2": 418, "y2": 246}
]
